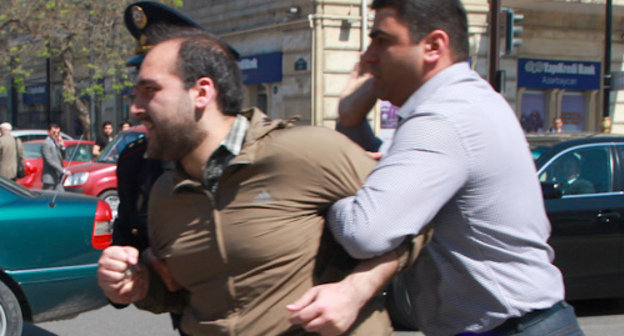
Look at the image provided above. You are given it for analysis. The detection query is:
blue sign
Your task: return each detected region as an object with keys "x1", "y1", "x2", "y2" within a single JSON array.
[
  {"x1": 238, "y1": 52, "x2": 282, "y2": 85},
  {"x1": 518, "y1": 58, "x2": 600, "y2": 90},
  {"x1": 23, "y1": 83, "x2": 48, "y2": 105}
]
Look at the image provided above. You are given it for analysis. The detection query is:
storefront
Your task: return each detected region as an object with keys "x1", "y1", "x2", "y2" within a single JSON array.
[
  {"x1": 517, "y1": 58, "x2": 601, "y2": 133},
  {"x1": 237, "y1": 52, "x2": 283, "y2": 118}
]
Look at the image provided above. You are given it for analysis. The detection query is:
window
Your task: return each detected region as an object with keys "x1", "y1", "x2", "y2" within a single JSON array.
[
  {"x1": 561, "y1": 92, "x2": 586, "y2": 132},
  {"x1": 520, "y1": 91, "x2": 546, "y2": 133},
  {"x1": 539, "y1": 145, "x2": 612, "y2": 196}
]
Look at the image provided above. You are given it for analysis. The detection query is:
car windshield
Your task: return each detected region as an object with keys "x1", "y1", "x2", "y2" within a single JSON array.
[
  {"x1": 97, "y1": 131, "x2": 145, "y2": 163},
  {"x1": 531, "y1": 145, "x2": 551, "y2": 161},
  {"x1": 66, "y1": 143, "x2": 95, "y2": 162}
]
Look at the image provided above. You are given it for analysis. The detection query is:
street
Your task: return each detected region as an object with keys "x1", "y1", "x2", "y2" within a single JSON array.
[{"x1": 24, "y1": 299, "x2": 624, "y2": 336}]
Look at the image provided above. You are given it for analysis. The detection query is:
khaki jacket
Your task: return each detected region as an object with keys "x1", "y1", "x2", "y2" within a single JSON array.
[
  {"x1": 139, "y1": 108, "x2": 426, "y2": 335},
  {"x1": 0, "y1": 135, "x2": 23, "y2": 180}
]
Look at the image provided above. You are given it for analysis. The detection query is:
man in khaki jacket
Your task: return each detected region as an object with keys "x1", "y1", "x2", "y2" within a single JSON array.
[
  {"x1": 97, "y1": 2, "x2": 429, "y2": 336},
  {"x1": 0, "y1": 122, "x2": 24, "y2": 181}
]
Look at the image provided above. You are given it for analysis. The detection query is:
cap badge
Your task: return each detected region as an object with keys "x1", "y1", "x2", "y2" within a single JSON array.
[{"x1": 131, "y1": 5, "x2": 148, "y2": 29}]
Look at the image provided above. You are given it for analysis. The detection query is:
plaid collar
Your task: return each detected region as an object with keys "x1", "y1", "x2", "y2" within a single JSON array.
[
  {"x1": 202, "y1": 114, "x2": 249, "y2": 192},
  {"x1": 219, "y1": 114, "x2": 249, "y2": 156}
]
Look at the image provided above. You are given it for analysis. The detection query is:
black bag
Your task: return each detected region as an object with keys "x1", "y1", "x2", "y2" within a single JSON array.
[{"x1": 15, "y1": 139, "x2": 25, "y2": 178}]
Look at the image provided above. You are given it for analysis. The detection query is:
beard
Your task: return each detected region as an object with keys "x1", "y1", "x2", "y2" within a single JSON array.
[{"x1": 145, "y1": 96, "x2": 207, "y2": 161}]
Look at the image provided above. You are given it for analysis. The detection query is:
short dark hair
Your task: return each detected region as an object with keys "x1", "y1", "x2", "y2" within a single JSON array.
[
  {"x1": 48, "y1": 122, "x2": 60, "y2": 130},
  {"x1": 372, "y1": 0, "x2": 469, "y2": 63},
  {"x1": 102, "y1": 121, "x2": 113, "y2": 128},
  {"x1": 145, "y1": 26, "x2": 243, "y2": 116}
]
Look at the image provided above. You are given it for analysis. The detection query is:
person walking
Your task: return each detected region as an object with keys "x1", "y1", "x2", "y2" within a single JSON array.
[
  {"x1": 289, "y1": 1, "x2": 585, "y2": 335},
  {"x1": 41, "y1": 123, "x2": 70, "y2": 191},
  {"x1": 0, "y1": 122, "x2": 24, "y2": 181}
]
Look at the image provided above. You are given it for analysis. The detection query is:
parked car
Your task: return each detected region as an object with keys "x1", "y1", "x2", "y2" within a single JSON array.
[
  {"x1": 0, "y1": 176, "x2": 113, "y2": 335},
  {"x1": 12, "y1": 129, "x2": 73, "y2": 142},
  {"x1": 16, "y1": 139, "x2": 96, "y2": 190},
  {"x1": 528, "y1": 133, "x2": 624, "y2": 300},
  {"x1": 63, "y1": 125, "x2": 147, "y2": 220}
]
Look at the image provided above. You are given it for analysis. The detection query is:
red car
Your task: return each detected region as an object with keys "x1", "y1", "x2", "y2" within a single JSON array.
[
  {"x1": 63, "y1": 125, "x2": 147, "y2": 219},
  {"x1": 16, "y1": 139, "x2": 96, "y2": 190}
]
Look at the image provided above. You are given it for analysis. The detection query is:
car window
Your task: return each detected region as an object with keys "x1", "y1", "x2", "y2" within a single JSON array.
[
  {"x1": 97, "y1": 131, "x2": 145, "y2": 163},
  {"x1": 23, "y1": 143, "x2": 43, "y2": 159},
  {"x1": 539, "y1": 145, "x2": 613, "y2": 196},
  {"x1": 66, "y1": 143, "x2": 95, "y2": 162}
]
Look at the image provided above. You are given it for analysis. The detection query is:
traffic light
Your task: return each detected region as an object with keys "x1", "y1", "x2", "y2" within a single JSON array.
[{"x1": 503, "y1": 8, "x2": 523, "y2": 55}]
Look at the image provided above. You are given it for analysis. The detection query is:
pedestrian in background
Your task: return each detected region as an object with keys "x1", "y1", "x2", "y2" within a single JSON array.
[
  {"x1": 549, "y1": 117, "x2": 564, "y2": 133},
  {"x1": 119, "y1": 120, "x2": 132, "y2": 132},
  {"x1": 41, "y1": 122, "x2": 70, "y2": 191},
  {"x1": 290, "y1": 1, "x2": 585, "y2": 335},
  {"x1": 93, "y1": 121, "x2": 114, "y2": 156},
  {"x1": 0, "y1": 122, "x2": 25, "y2": 181}
]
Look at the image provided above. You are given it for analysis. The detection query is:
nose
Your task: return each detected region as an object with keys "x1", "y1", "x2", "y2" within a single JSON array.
[
  {"x1": 362, "y1": 46, "x2": 377, "y2": 65},
  {"x1": 130, "y1": 98, "x2": 145, "y2": 118}
]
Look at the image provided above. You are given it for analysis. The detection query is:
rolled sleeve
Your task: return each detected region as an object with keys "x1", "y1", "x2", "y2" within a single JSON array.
[{"x1": 328, "y1": 114, "x2": 468, "y2": 259}]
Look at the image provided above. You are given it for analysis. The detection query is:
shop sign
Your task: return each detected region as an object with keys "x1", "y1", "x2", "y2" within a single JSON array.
[
  {"x1": 518, "y1": 58, "x2": 600, "y2": 91},
  {"x1": 237, "y1": 52, "x2": 282, "y2": 85},
  {"x1": 23, "y1": 83, "x2": 48, "y2": 105}
]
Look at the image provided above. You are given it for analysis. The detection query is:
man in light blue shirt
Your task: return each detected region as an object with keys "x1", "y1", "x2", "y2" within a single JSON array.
[{"x1": 289, "y1": 1, "x2": 584, "y2": 335}]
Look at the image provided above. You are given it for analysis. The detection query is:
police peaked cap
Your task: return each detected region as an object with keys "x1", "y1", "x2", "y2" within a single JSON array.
[{"x1": 124, "y1": 1, "x2": 240, "y2": 66}]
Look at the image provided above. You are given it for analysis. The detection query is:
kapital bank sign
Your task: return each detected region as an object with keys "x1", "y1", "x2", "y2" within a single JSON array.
[
  {"x1": 518, "y1": 58, "x2": 601, "y2": 91},
  {"x1": 524, "y1": 60, "x2": 597, "y2": 76}
]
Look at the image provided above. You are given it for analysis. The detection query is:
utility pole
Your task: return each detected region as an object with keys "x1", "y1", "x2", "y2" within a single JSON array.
[{"x1": 488, "y1": 0, "x2": 501, "y2": 92}]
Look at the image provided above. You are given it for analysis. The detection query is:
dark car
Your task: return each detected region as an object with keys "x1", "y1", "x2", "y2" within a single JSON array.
[
  {"x1": 63, "y1": 125, "x2": 147, "y2": 220},
  {"x1": 0, "y1": 176, "x2": 113, "y2": 335},
  {"x1": 528, "y1": 133, "x2": 624, "y2": 300}
]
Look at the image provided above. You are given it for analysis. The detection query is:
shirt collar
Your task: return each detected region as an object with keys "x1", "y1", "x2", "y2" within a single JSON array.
[
  {"x1": 397, "y1": 62, "x2": 472, "y2": 120},
  {"x1": 219, "y1": 114, "x2": 249, "y2": 156}
]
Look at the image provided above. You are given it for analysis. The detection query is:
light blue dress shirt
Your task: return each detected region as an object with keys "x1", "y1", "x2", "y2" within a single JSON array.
[{"x1": 328, "y1": 62, "x2": 565, "y2": 335}]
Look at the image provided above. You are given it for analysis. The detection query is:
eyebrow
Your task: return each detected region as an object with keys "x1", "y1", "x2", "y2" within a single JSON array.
[
  {"x1": 135, "y1": 78, "x2": 158, "y2": 87},
  {"x1": 369, "y1": 28, "x2": 392, "y2": 39}
]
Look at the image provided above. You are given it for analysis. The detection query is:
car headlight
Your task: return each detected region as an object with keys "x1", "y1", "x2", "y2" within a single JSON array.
[{"x1": 63, "y1": 172, "x2": 89, "y2": 187}]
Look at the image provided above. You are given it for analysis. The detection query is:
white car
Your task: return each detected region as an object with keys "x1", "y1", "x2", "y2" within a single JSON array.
[{"x1": 12, "y1": 129, "x2": 73, "y2": 142}]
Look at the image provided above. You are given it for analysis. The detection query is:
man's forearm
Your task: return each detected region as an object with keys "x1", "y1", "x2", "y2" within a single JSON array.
[{"x1": 343, "y1": 250, "x2": 399, "y2": 307}]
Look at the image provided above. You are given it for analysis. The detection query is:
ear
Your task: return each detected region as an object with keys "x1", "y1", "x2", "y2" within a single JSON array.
[
  {"x1": 193, "y1": 77, "x2": 216, "y2": 110},
  {"x1": 422, "y1": 29, "x2": 450, "y2": 63}
]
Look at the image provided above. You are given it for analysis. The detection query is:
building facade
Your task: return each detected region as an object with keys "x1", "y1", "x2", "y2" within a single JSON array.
[
  {"x1": 3, "y1": 0, "x2": 624, "y2": 137},
  {"x1": 177, "y1": 0, "x2": 624, "y2": 135}
]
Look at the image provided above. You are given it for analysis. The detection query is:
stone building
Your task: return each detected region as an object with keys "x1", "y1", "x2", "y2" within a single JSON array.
[
  {"x1": 3, "y1": 0, "x2": 624, "y2": 137},
  {"x1": 178, "y1": 0, "x2": 624, "y2": 134}
]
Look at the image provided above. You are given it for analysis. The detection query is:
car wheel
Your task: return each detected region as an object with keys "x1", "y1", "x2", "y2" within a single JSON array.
[
  {"x1": 0, "y1": 281, "x2": 22, "y2": 336},
  {"x1": 99, "y1": 190, "x2": 119, "y2": 221}
]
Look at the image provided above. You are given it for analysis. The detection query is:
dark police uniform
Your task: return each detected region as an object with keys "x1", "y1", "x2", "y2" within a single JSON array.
[{"x1": 112, "y1": 137, "x2": 166, "y2": 252}]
